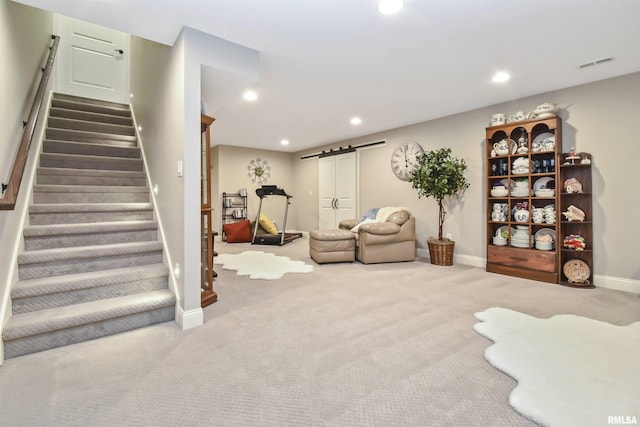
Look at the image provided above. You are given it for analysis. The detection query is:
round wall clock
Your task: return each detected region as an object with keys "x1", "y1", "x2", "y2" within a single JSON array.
[
  {"x1": 247, "y1": 158, "x2": 271, "y2": 184},
  {"x1": 391, "y1": 141, "x2": 424, "y2": 181}
]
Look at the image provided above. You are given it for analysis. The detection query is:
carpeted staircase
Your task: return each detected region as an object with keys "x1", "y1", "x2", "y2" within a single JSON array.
[{"x1": 2, "y1": 93, "x2": 176, "y2": 359}]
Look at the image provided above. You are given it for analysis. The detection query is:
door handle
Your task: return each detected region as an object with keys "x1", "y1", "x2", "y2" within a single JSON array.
[
  {"x1": 334, "y1": 198, "x2": 339, "y2": 209},
  {"x1": 114, "y1": 49, "x2": 124, "y2": 55}
]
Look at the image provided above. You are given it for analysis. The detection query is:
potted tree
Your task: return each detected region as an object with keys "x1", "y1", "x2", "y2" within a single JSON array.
[{"x1": 409, "y1": 147, "x2": 469, "y2": 266}]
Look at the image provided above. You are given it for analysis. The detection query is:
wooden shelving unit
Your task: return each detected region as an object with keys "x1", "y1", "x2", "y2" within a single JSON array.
[
  {"x1": 485, "y1": 116, "x2": 562, "y2": 284},
  {"x1": 558, "y1": 157, "x2": 594, "y2": 287},
  {"x1": 201, "y1": 114, "x2": 217, "y2": 307}
]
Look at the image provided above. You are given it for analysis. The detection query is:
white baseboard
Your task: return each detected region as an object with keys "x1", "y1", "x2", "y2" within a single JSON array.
[
  {"x1": 593, "y1": 275, "x2": 640, "y2": 294},
  {"x1": 176, "y1": 306, "x2": 203, "y2": 330},
  {"x1": 416, "y1": 248, "x2": 485, "y2": 268},
  {"x1": 418, "y1": 249, "x2": 640, "y2": 294}
]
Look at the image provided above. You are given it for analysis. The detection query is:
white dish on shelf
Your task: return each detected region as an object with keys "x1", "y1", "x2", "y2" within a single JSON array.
[
  {"x1": 533, "y1": 177, "x2": 555, "y2": 191},
  {"x1": 535, "y1": 241, "x2": 554, "y2": 250},
  {"x1": 495, "y1": 226, "x2": 515, "y2": 239},
  {"x1": 493, "y1": 237, "x2": 508, "y2": 246},
  {"x1": 535, "y1": 189, "x2": 555, "y2": 197},
  {"x1": 491, "y1": 188, "x2": 509, "y2": 197},
  {"x1": 535, "y1": 228, "x2": 556, "y2": 242},
  {"x1": 532, "y1": 133, "x2": 555, "y2": 151}
]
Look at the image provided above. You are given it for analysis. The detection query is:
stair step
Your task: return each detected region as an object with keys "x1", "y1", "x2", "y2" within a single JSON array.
[
  {"x1": 18, "y1": 241, "x2": 164, "y2": 280},
  {"x1": 46, "y1": 128, "x2": 137, "y2": 147},
  {"x1": 12, "y1": 264, "x2": 169, "y2": 314},
  {"x1": 48, "y1": 117, "x2": 135, "y2": 136},
  {"x1": 43, "y1": 139, "x2": 140, "y2": 159},
  {"x1": 37, "y1": 167, "x2": 146, "y2": 187},
  {"x1": 24, "y1": 220, "x2": 158, "y2": 250},
  {"x1": 33, "y1": 184, "x2": 149, "y2": 204},
  {"x1": 49, "y1": 107, "x2": 133, "y2": 126},
  {"x1": 29, "y1": 202, "x2": 153, "y2": 225},
  {"x1": 3, "y1": 289, "x2": 175, "y2": 359},
  {"x1": 40, "y1": 152, "x2": 144, "y2": 172},
  {"x1": 2, "y1": 93, "x2": 176, "y2": 360},
  {"x1": 53, "y1": 93, "x2": 130, "y2": 110},
  {"x1": 51, "y1": 98, "x2": 131, "y2": 117}
]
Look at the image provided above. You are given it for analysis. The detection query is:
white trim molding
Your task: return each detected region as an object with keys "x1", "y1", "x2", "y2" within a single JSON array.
[
  {"x1": 593, "y1": 275, "x2": 640, "y2": 294},
  {"x1": 420, "y1": 249, "x2": 640, "y2": 294},
  {"x1": 176, "y1": 306, "x2": 203, "y2": 330}
]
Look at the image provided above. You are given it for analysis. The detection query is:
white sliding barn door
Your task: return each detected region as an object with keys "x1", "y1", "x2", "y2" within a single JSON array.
[
  {"x1": 55, "y1": 15, "x2": 130, "y2": 103},
  {"x1": 318, "y1": 152, "x2": 357, "y2": 229}
]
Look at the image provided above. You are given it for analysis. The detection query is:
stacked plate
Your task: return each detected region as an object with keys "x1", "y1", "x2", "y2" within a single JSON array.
[
  {"x1": 510, "y1": 226, "x2": 532, "y2": 248},
  {"x1": 492, "y1": 236, "x2": 507, "y2": 246},
  {"x1": 511, "y1": 187, "x2": 531, "y2": 197},
  {"x1": 535, "y1": 228, "x2": 555, "y2": 250},
  {"x1": 533, "y1": 177, "x2": 555, "y2": 197}
]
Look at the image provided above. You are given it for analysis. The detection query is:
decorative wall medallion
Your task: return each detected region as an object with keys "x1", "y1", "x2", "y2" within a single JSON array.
[{"x1": 247, "y1": 158, "x2": 271, "y2": 184}]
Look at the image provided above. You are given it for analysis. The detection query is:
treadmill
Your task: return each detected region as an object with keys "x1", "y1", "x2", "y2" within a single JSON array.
[{"x1": 252, "y1": 185, "x2": 303, "y2": 246}]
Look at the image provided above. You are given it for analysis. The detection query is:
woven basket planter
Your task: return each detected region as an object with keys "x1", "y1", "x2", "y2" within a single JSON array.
[{"x1": 427, "y1": 237, "x2": 455, "y2": 266}]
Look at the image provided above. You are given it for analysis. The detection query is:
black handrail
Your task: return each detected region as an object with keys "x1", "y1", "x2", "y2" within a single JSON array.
[{"x1": 0, "y1": 35, "x2": 60, "y2": 210}]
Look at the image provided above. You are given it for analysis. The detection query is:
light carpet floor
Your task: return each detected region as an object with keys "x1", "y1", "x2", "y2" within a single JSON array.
[{"x1": 1, "y1": 236, "x2": 639, "y2": 426}]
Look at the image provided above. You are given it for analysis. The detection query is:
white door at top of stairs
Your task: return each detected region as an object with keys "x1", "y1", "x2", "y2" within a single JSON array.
[
  {"x1": 54, "y1": 15, "x2": 130, "y2": 104},
  {"x1": 318, "y1": 151, "x2": 357, "y2": 230}
]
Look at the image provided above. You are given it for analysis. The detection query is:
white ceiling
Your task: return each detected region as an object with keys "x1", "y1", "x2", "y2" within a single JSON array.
[{"x1": 15, "y1": 0, "x2": 640, "y2": 152}]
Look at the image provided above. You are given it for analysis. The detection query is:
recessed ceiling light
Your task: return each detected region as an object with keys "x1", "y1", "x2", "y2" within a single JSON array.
[
  {"x1": 378, "y1": 0, "x2": 403, "y2": 15},
  {"x1": 243, "y1": 90, "x2": 258, "y2": 101},
  {"x1": 492, "y1": 71, "x2": 511, "y2": 83},
  {"x1": 280, "y1": 139, "x2": 290, "y2": 146},
  {"x1": 350, "y1": 117, "x2": 362, "y2": 125}
]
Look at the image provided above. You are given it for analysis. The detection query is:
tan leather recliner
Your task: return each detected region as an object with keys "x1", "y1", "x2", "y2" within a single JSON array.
[{"x1": 339, "y1": 210, "x2": 416, "y2": 264}]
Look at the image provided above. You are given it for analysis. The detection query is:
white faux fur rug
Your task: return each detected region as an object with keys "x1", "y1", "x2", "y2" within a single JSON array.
[
  {"x1": 214, "y1": 250, "x2": 313, "y2": 280},
  {"x1": 474, "y1": 307, "x2": 640, "y2": 427}
]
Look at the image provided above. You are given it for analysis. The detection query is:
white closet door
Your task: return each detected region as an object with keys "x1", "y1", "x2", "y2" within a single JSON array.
[
  {"x1": 334, "y1": 152, "x2": 357, "y2": 225},
  {"x1": 318, "y1": 152, "x2": 357, "y2": 229},
  {"x1": 318, "y1": 156, "x2": 337, "y2": 230}
]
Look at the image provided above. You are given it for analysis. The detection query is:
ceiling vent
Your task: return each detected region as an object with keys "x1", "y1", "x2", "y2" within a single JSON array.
[{"x1": 579, "y1": 57, "x2": 614, "y2": 69}]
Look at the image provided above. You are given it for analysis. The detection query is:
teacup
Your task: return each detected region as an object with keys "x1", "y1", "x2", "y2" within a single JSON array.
[
  {"x1": 491, "y1": 212, "x2": 504, "y2": 221},
  {"x1": 493, "y1": 203, "x2": 507, "y2": 212},
  {"x1": 491, "y1": 114, "x2": 507, "y2": 126}
]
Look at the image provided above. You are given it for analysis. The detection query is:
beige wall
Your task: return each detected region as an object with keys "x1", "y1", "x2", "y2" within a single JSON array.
[
  {"x1": 212, "y1": 145, "x2": 296, "y2": 232},
  {"x1": 0, "y1": 0, "x2": 53, "y2": 359},
  {"x1": 130, "y1": 32, "x2": 193, "y2": 320},
  {"x1": 0, "y1": 0, "x2": 52, "y2": 182},
  {"x1": 130, "y1": 27, "x2": 259, "y2": 327},
  {"x1": 291, "y1": 72, "x2": 640, "y2": 284}
]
